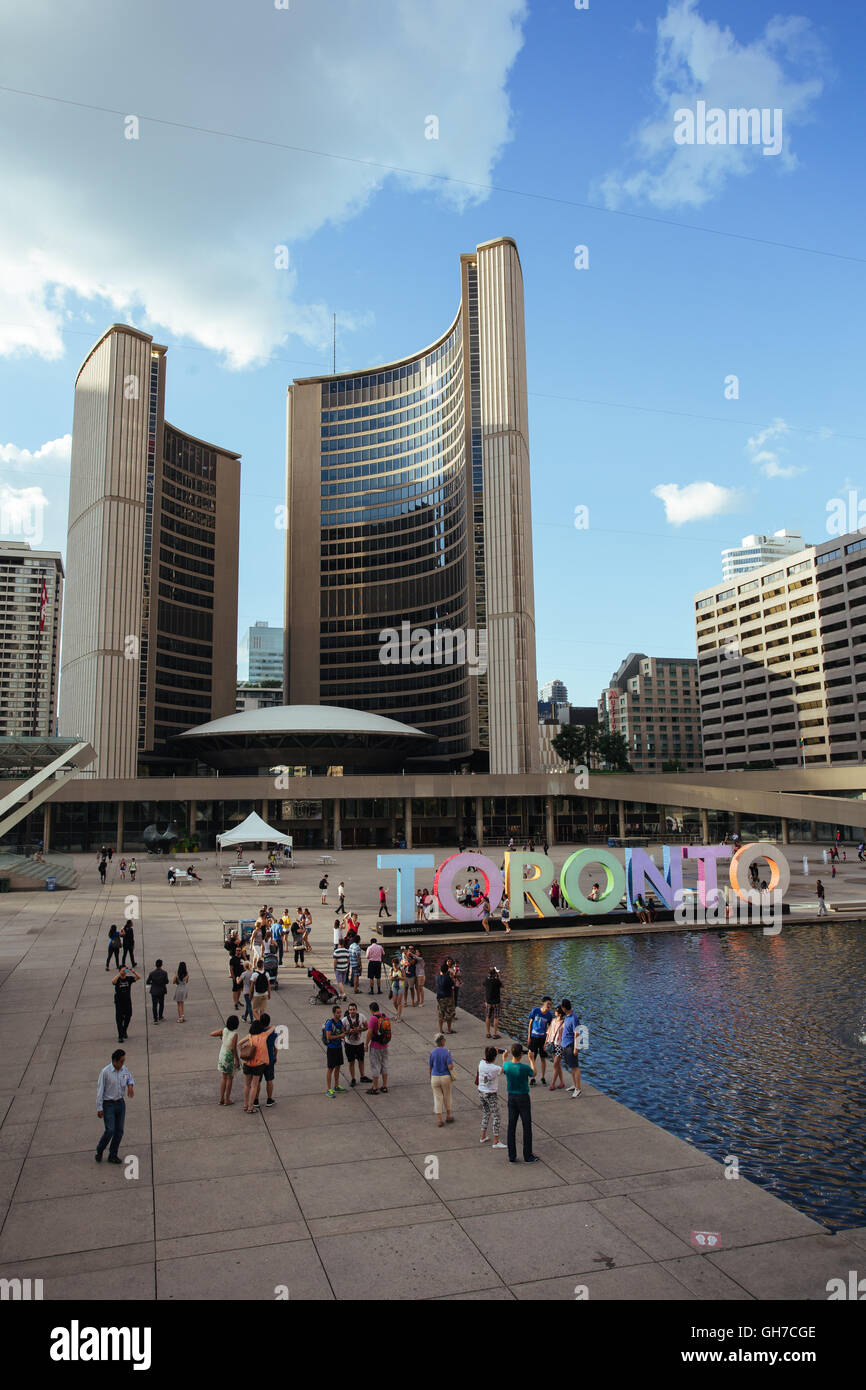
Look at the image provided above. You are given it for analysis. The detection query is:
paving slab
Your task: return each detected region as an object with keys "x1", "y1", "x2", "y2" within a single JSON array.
[
  {"x1": 561, "y1": 1124, "x2": 720, "y2": 1179},
  {"x1": 155, "y1": 1174, "x2": 303, "y2": 1239},
  {"x1": 0, "y1": 1188, "x2": 154, "y2": 1261},
  {"x1": 708, "y1": 1232, "x2": 866, "y2": 1300},
  {"x1": 289, "y1": 1154, "x2": 435, "y2": 1220},
  {"x1": 459, "y1": 1200, "x2": 654, "y2": 1285},
  {"x1": 631, "y1": 1174, "x2": 822, "y2": 1250},
  {"x1": 268, "y1": 1122, "x2": 402, "y2": 1169},
  {"x1": 409, "y1": 1144, "x2": 564, "y2": 1201},
  {"x1": 156, "y1": 1238, "x2": 334, "y2": 1300},
  {"x1": 513, "y1": 1263, "x2": 701, "y2": 1300},
  {"x1": 152, "y1": 1130, "x2": 279, "y2": 1184},
  {"x1": 315, "y1": 1218, "x2": 498, "y2": 1299}
]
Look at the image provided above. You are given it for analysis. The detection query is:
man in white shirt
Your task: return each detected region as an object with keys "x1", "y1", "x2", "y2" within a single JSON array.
[{"x1": 95, "y1": 1049, "x2": 135, "y2": 1164}]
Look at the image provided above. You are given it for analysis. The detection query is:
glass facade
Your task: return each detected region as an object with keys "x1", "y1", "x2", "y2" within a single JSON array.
[{"x1": 317, "y1": 318, "x2": 474, "y2": 759}]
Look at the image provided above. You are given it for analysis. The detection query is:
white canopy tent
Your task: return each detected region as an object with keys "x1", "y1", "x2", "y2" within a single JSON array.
[{"x1": 216, "y1": 812, "x2": 292, "y2": 862}]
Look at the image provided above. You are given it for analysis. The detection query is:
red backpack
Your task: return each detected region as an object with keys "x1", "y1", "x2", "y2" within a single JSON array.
[{"x1": 373, "y1": 1013, "x2": 391, "y2": 1045}]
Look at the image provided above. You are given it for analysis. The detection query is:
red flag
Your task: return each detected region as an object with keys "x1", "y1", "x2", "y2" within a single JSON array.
[{"x1": 40, "y1": 576, "x2": 48, "y2": 632}]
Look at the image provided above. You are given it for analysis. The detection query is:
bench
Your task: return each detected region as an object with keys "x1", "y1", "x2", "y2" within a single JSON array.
[
  {"x1": 829, "y1": 900, "x2": 866, "y2": 912},
  {"x1": 229, "y1": 865, "x2": 253, "y2": 878},
  {"x1": 170, "y1": 872, "x2": 199, "y2": 886},
  {"x1": 252, "y1": 870, "x2": 280, "y2": 885},
  {"x1": 318, "y1": 855, "x2": 336, "y2": 865}
]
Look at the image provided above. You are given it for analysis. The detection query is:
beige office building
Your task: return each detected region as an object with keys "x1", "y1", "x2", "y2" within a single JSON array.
[
  {"x1": 61, "y1": 325, "x2": 241, "y2": 777},
  {"x1": 599, "y1": 654, "x2": 702, "y2": 773},
  {"x1": 284, "y1": 238, "x2": 539, "y2": 774},
  {"x1": 695, "y1": 528, "x2": 866, "y2": 770},
  {"x1": 0, "y1": 540, "x2": 64, "y2": 737}
]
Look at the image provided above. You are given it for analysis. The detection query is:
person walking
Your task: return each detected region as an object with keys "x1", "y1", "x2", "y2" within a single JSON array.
[
  {"x1": 476, "y1": 1046, "x2": 507, "y2": 1147},
  {"x1": 112, "y1": 965, "x2": 139, "y2": 1042},
  {"x1": 210, "y1": 1015, "x2": 239, "y2": 1104},
  {"x1": 302, "y1": 907, "x2": 313, "y2": 953},
  {"x1": 324, "y1": 1003, "x2": 346, "y2": 1097},
  {"x1": 98, "y1": 856, "x2": 107, "y2": 885},
  {"x1": 429, "y1": 1033, "x2": 456, "y2": 1126},
  {"x1": 435, "y1": 959, "x2": 456, "y2": 1035},
  {"x1": 527, "y1": 996, "x2": 554, "y2": 1086},
  {"x1": 250, "y1": 959, "x2": 271, "y2": 1018},
  {"x1": 560, "y1": 998, "x2": 582, "y2": 1097},
  {"x1": 484, "y1": 966, "x2": 503, "y2": 1039},
  {"x1": 404, "y1": 945, "x2": 418, "y2": 1006},
  {"x1": 95, "y1": 1049, "x2": 135, "y2": 1164},
  {"x1": 119, "y1": 857, "x2": 127, "y2": 881},
  {"x1": 817, "y1": 879, "x2": 828, "y2": 916},
  {"x1": 291, "y1": 915, "x2": 306, "y2": 967},
  {"x1": 365, "y1": 1001, "x2": 391, "y2": 1094},
  {"x1": 337, "y1": 881, "x2": 346, "y2": 914},
  {"x1": 105, "y1": 923, "x2": 121, "y2": 972},
  {"x1": 107, "y1": 847, "x2": 114, "y2": 863},
  {"x1": 146, "y1": 959, "x2": 170, "y2": 1023},
  {"x1": 319, "y1": 874, "x2": 329, "y2": 905},
  {"x1": 120, "y1": 921, "x2": 136, "y2": 968},
  {"x1": 173, "y1": 961, "x2": 189, "y2": 1022},
  {"x1": 546, "y1": 1006, "x2": 566, "y2": 1089},
  {"x1": 343, "y1": 1001, "x2": 370, "y2": 1085},
  {"x1": 259, "y1": 1012, "x2": 279, "y2": 1106},
  {"x1": 503, "y1": 1043, "x2": 539, "y2": 1163},
  {"x1": 389, "y1": 954, "x2": 406, "y2": 1020},
  {"x1": 333, "y1": 939, "x2": 350, "y2": 998},
  {"x1": 500, "y1": 897, "x2": 511, "y2": 934},
  {"x1": 366, "y1": 937, "x2": 384, "y2": 994},
  {"x1": 858, "y1": 841, "x2": 864, "y2": 863},
  {"x1": 377, "y1": 885, "x2": 390, "y2": 918},
  {"x1": 128, "y1": 857, "x2": 137, "y2": 882},
  {"x1": 450, "y1": 958, "x2": 462, "y2": 1010}
]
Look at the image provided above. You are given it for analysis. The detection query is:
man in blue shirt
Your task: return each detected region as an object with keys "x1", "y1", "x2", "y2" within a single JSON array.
[
  {"x1": 560, "y1": 998, "x2": 582, "y2": 1098},
  {"x1": 526, "y1": 996, "x2": 553, "y2": 1086},
  {"x1": 95, "y1": 1049, "x2": 135, "y2": 1163}
]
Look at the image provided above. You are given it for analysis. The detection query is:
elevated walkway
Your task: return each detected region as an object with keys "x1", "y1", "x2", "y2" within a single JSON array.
[{"x1": 0, "y1": 738, "x2": 95, "y2": 844}]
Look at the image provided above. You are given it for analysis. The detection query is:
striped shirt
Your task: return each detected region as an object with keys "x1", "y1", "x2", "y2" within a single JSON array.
[{"x1": 333, "y1": 945, "x2": 350, "y2": 973}]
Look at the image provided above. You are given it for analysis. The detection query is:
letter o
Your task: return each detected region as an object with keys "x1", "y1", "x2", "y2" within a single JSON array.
[
  {"x1": 728, "y1": 841, "x2": 791, "y2": 901},
  {"x1": 434, "y1": 852, "x2": 503, "y2": 921},
  {"x1": 560, "y1": 849, "x2": 626, "y2": 914}
]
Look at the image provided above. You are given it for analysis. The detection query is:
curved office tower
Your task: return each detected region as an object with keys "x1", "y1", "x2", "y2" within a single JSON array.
[
  {"x1": 285, "y1": 238, "x2": 539, "y2": 774},
  {"x1": 61, "y1": 325, "x2": 241, "y2": 777}
]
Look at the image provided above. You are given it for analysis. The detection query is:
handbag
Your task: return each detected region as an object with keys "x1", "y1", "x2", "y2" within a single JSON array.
[{"x1": 238, "y1": 1038, "x2": 255, "y2": 1062}]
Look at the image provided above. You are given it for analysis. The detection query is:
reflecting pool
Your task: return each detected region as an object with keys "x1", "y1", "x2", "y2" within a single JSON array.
[{"x1": 430, "y1": 921, "x2": 866, "y2": 1230}]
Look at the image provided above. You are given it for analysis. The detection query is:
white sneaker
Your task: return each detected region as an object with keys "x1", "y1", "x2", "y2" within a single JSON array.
[
  {"x1": 492, "y1": 1141, "x2": 507, "y2": 1149},
  {"x1": 570, "y1": 1088, "x2": 581, "y2": 1098}
]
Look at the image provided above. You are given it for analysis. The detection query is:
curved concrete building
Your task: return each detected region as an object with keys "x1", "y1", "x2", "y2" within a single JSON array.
[
  {"x1": 285, "y1": 238, "x2": 539, "y2": 773},
  {"x1": 61, "y1": 325, "x2": 240, "y2": 777}
]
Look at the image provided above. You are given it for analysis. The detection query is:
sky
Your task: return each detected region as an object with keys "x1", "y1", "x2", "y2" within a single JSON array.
[{"x1": 1, "y1": 0, "x2": 863, "y2": 703}]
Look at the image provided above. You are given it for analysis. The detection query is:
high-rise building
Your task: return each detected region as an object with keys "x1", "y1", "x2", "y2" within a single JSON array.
[
  {"x1": 284, "y1": 238, "x2": 539, "y2": 773},
  {"x1": 539, "y1": 678, "x2": 567, "y2": 705},
  {"x1": 721, "y1": 530, "x2": 806, "y2": 580},
  {"x1": 246, "y1": 621, "x2": 284, "y2": 683},
  {"x1": 599, "y1": 654, "x2": 702, "y2": 773},
  {"x1": 696, "y1": 529, "x2": 866, "y2": 770},
  {"x1": 61, "y1": 325, "x2": 241, "y2": 777},
  {"x1": 0, "y1": 540, "x2": 64, "y2": 737},
  {"x1": 236, "y1": 682, "x2": 285, "y2": 714}
]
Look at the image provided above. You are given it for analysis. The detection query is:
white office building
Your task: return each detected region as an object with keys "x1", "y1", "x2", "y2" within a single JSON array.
[{"x1": 721, "y1": 530, "x2": 807, "y2": 581}]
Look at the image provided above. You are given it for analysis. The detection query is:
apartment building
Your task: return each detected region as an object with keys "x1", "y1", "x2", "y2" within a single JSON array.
[{"x1": 599, "y1": 654, "x2": 702, "y2": 773}]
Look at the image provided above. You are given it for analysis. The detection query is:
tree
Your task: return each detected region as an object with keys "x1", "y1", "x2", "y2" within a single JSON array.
[
  {"x1": 551, "y1": 724, "x2": 586, "y2": 769},
  {"x1": 662, "y1": 759, "x2": 685, "y2": 773},
  {"x1": 598, "y1": 731, "x2": 632, "y2": 772}
]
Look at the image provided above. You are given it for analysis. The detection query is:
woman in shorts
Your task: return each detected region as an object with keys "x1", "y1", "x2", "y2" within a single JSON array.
[
  {"x1": 389, "y1": 955, "x2": 406, "y2": 1021},
  {"x1": 547, "y1": 1007, "x2": 566, "y2": 1090},
  {"x1": 240, "y1": 1019, "x2": 273, "y2": 1112},
  {"x1": 413, "y1": 948, "x2": 426, "y2": 1006}
]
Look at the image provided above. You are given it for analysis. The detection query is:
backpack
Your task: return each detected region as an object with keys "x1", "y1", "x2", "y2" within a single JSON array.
[
  {"x1": 323, "y1": 1020, "x2": 342, "y2": 1047},
  {"x1": 253, "y1": 970, "x2": 269, "y2": 994},
  {"x1": 319, "y1": 878, "x2": 327, "y2": 890},
  {"x1": 373, "y1": 1013, "x2": 391, "y2": 1046}
]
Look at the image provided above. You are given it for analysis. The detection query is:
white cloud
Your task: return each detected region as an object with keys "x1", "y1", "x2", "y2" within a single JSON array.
[
  {"x1": 746, "y1": 417, "x2": 804, "y2": 478},
  {"x1": 0, "y1": 0, "x2": 527, "y2": 367},
  {"x1": 0, "y1": 434, "x2": 72, "y2": 472},
  {"x1": 0, "y1": 484, "x2": 50, "y2": 546},
  {"x1": 652, "y1": 480, "x2": 742, "y2": 524},
  {"x1": 598, "y1": 0, "x2": 826, "y2": 209}
]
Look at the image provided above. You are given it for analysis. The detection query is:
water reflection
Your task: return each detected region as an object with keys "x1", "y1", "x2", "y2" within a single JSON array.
[{"x1": 433, "y1": 922, "x2": 866, "y2": 1230}]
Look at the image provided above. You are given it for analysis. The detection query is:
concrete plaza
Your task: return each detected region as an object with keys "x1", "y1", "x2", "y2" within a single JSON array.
[{"x1": 0, "y1": 845, "x2": 864, "y2": 1300}]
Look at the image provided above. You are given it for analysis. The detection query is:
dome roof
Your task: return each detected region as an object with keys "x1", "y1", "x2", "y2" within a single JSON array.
[
  {"x1": 175, "y1": 704, "x2": 433, "y2": 770},
  {"x1": 178, "y1": 705, "x2": 430, "y2": 740}
]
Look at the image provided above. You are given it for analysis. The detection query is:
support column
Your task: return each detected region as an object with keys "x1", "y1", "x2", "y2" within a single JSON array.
[
  {"x1": 390, "y1": 815, "x2": 397, "y2": 848},
  {"x1": 42, "y1": 802, "x2": 52, "y2": 853},
  {"x1": 733, "y1": 812, "x2": 741, "y2": 836},
  {"x1": 781, "y1": 818, "x2": 789, "y2": 845},
  {"x1": 700, "y1": 808, "x2": 709, "y2": 842},
  {"x1": 810, "y1": 821, "x2": 818, "y2": 842},
  {"x1": 115, "y1": 802, "x2": 124, "y2": 855},
  {"x1": 475, "y1": 796, "x2": 483, "y2": 848},
  {"x1": 188, "y1": 800, "x2": 197, "y2": 850},
  {"x1": 657, "y1": 805, "x2": 666, "y2": 839},
  {"x1": 404, "y1": 797, "x2": 413, "y2": 851},
  {"x1": 545, "y1": 796, "x2": 555, "y2": 847},
  {"x1": 333, "y1": 798, "x2": 341, "y2": 851},
  {"x1": 617, "y1": 800, "x2": 626, "y2": 839}
]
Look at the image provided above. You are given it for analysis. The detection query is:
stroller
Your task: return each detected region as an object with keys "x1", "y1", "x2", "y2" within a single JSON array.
[
  {"x1": 263, "y1": 948, "x2": 279, "y2": 991},
  {"x1": 308, "y1": 966, "x2": 339, "y2": 1005}
]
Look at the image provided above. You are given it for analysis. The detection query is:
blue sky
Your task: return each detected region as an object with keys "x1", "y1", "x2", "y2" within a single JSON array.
[{"x1": 1, "y1": 0, "x2": 863, "y2": 703}]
